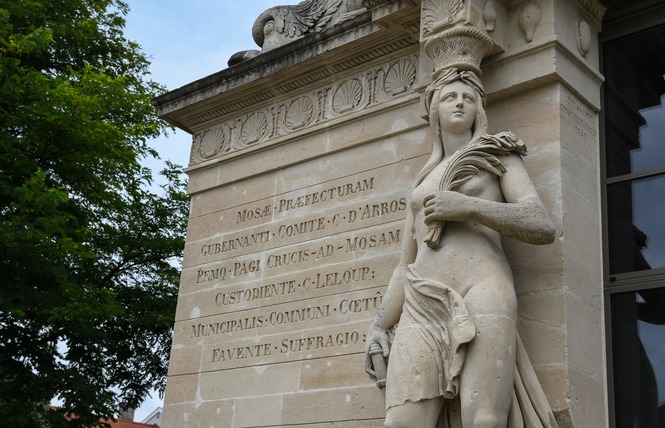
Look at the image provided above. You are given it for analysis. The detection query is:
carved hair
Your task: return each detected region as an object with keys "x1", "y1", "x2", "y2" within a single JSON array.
[{"x1": 416, "y1": 69, "x2": 488, "y2": 186}]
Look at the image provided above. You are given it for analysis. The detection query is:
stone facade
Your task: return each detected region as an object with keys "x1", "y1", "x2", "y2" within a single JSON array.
[{"x1": 153, "y1": 1, "x2": 607, "y2": 426}]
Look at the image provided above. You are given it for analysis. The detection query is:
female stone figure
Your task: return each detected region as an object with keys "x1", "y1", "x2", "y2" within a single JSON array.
[{"x1": 365, "y1": 68, "x2": 558, "y2": 427}]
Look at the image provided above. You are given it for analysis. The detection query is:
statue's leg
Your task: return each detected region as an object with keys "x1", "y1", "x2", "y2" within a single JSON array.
[
  {"x1": 384, "y1": 397, "x2": 444, "y2": 428},
  {"x1": 460, "y1": 282, "x2": 517, "y2": 428}
]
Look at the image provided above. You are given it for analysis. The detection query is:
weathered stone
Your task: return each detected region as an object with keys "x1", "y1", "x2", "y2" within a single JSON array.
[{"x1": 155, "y1": 0, "x2": 607, "y2": 426}]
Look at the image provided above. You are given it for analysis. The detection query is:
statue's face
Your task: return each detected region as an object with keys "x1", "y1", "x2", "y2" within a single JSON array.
[{"x1": 438, "y1": 80, "x2": 477, "y2": 134}]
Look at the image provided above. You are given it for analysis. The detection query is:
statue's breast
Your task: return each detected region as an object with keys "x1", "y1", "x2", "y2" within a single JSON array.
[{"x1": 454, "y1": 169, "x2": 503, "y2": 201}]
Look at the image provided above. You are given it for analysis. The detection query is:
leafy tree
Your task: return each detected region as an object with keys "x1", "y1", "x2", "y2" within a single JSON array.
[{"x1": 0, "y1": 1, "x2": 188, "y2": 426}]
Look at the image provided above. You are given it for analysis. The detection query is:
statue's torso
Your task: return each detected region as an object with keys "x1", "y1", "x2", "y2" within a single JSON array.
[{"x1": 409, "y1": 158, "x2": 514, "y2": 296}]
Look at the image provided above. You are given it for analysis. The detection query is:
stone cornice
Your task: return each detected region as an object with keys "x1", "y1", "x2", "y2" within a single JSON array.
[
  {"x1": 153, "y1": 0, "x2": 420, "y2": 134},
  {"x1": 153, "y1": 12, "x2": 372, "y2": 114}
]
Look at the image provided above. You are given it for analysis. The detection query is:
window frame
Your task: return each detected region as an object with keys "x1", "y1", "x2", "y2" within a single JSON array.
[{"x1": 600, "y1": 4, "x2": 665, "y2": 427}]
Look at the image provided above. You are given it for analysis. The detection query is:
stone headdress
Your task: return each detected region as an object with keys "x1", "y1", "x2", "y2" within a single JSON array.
[{"x1": 416, "y1": 25, "x2": 494, "y2": 185}]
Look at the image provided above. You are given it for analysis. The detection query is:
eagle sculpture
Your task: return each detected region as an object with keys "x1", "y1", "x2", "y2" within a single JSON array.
[{"x1": 228, "y1": 0, "x2": 364, "y2": 66}]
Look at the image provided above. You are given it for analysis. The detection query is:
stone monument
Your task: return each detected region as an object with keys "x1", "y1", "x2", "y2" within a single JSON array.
[
  {"x1": 153, "y1": 1, "x2": 607, "y2": 427},
  {"x1": 364, "y1": 23, "x2": 559, "y2": 428}
]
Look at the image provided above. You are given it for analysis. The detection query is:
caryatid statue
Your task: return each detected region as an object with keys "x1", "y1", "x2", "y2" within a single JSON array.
[{"x1": 364, "y1": 23, "x2": 560, "y2": 428}]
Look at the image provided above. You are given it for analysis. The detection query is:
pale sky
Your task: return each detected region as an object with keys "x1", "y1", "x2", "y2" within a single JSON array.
[
  {"x1": 125, "y1": 1, "x2": 298, "y2": 175},
  {"x1": 122, "y1": 1, "x2": 298, "y2": 421}
]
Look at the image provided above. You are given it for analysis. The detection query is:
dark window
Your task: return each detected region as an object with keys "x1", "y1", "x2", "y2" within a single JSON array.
[
  {"x1": 603, "y1": 15, "x2": 665, "y2": 428},
  {"x1": 603, "y1": 23, "x2": 665, "y2": 276},
  {"x1": 611, "y1": 286, "x2": 665, "y2": 427}
]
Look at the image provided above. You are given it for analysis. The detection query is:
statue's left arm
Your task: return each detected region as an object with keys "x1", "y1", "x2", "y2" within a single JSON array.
[{"x1": 424, "y1": 153, "x2": 555, "y2": 245}]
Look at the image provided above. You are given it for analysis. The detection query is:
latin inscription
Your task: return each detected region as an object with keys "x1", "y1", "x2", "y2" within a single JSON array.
[
  {"x1": 275, "y1": 178, "x2": 374, "y2": 213},
  {"x1": 214, "y1": 265, "x2": 375, "y2": 307},
  {"x1": 190, "y1": 292, "x2": 383, "y2": 340},
  {"x1": 212, "y1": 343, "x2": 273, "y2": 362},
  {"x1": 178, "y1": 171, "x2": 414, "y2": 373},
  {"x1": 234, "y1": 178, "x2": 375, "y2": 225},
  {"x1": 349, "y1": 198, "x2": 407, "y2": 222},
  {"x1": 197, "y1": 259, "x2": 261, "y2": 283},
  {"x1": 562, "y1": 95, "x2": 596, "y2": 145},
  {"x1": 195, "y1": 227, "x2": 401, "y2": 284},
  {"x1": 209, "y1": 330, "x2": 365, "y2": 365},
  {"x1": 197, "y1": 196, "x2": 406, "y2": 263},
  {"x1": 236, "y1": 204, "x2": 273, "y2": 223},
  {"x1": 200, "y1": 230, "x2": 271, "y2": 256},
  {"x1": 344, "y1": 229, "x2": 401, "y2": 252}
]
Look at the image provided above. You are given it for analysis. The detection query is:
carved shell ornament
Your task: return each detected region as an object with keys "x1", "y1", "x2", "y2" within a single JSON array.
[
  {"x1": 240, "y1": 112, "x2": 269, "y2": 146},
  {"x1": 577, "y1": 20, "x2": 592, "y2": 57},
  {"x1": 384, "y1": 60, "x2": 417, "y2": 96},
  {"x1": 196, "y1": 126, "x2": 228, "y2": 159},
  {"x1": 285, "y1": 96, "x2": 315, "y2": 130},
  {"x1": 422, "y1": 0, "x2": 465, "y2": 35},
  {"x1": 333, "y1": 78, "x2": 364, "y2": 114},
  {"x1": 519, "y1": 3, "x2": 541, "y2": 42}
]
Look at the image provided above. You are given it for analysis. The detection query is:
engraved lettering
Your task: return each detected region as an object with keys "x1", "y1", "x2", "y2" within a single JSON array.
[
  {"x1": 279, "y1": 331, "x2": 360, "y2": 353},
  {"x1": 277, "y1": 178, "x2": 375, "y2": 213},
  {"x1": 339, "y1": 292, "x2": 383, "y2": 314},
  {"x1": 196, "y1": 266, "x2": 228, "y2": 284},
  {"x1": 267, "y1": 305, "x2": 331, "y2": 325},
  {"x1": 267, "y1": 250, "x2": 310, "y2": 268},
  {"x1": 277, "y1": 217, "x2": 326, "y2": 238},
  {"x1": 190, "y1": 316, "x2": 264, "y2": 338},
  {"x1": 215, "y1": 280, "x2": 298, "y2": 306},
  {"x1": 345, "y1": 230, "x2": 402, "y2": 252},
  {"x1": 314, "y1": 266, "x2": 372, "y2": 288},
  {"x1": 360, "y1": 198, "x2": 407, "y2": 220},
  {"x1": 233, "y1": 259, "x2": 261, "y2": 276},
  {"x1": 212, "y1": 343, "x2": 272, "y2": 362},
  {"x1": 200, "y1": 231, "x2": 271, "y2": 256},
  {"x1": 236, "y1": 205, "x2": 273, "y2": 223}
]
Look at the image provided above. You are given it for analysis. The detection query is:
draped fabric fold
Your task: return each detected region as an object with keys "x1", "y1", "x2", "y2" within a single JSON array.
[
  {"x1": 386, "y1": 266, "x2": 559, "y2": 428},
  {"x1": 386, "y1": 265, "x2": 476, "y2": 409}
]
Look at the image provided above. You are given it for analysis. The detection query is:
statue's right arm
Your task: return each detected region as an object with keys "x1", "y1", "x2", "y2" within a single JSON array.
[{"x1": 366, "y1": 207, "x2": 417, "y2": 363}]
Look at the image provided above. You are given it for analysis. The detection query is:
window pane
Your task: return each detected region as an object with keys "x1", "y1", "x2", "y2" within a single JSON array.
[
  {"x1": 604, "y1": 24, "x2": 665, "y2": 178},
  {"x1": 607, "y1": 174, "x2": 665, "y2": 274},
  {"x1": 612, "y1": 287, "x2": 665, "y2": 427},
  {"x1": 631, "y1": 101, "x2": 665, "y2": 174}
]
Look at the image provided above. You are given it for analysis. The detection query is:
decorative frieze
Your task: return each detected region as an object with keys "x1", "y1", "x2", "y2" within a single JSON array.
[{"x1": 190, "y1": 53, "x2": 419, "y2": 165}]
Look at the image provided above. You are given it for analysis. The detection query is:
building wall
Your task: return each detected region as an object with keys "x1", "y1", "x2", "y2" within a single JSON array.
[{"x1": 155, "y1": 1, "x2": 611, "y2": 426}]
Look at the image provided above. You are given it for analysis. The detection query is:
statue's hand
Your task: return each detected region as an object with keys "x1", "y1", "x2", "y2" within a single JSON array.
[
  {"x1": 423, "y1": 190, "x2": 473, "y2": 224},
  {"x1": 365, "y1": 323, "x2": 390, "y2": 381}
]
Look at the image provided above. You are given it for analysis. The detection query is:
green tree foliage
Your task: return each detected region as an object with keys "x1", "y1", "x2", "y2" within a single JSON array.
[{"x1": 0, "y1": 1, "x2": 188, "y2": 426}]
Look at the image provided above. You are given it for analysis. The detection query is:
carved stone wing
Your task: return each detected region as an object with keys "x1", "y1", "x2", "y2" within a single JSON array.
[
  {"x1": 286, "y1": 0, "x2": 344, "y2": 36},
  {"x1": 253, "y1": 0, "x2": 344, "y2": 49}
]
